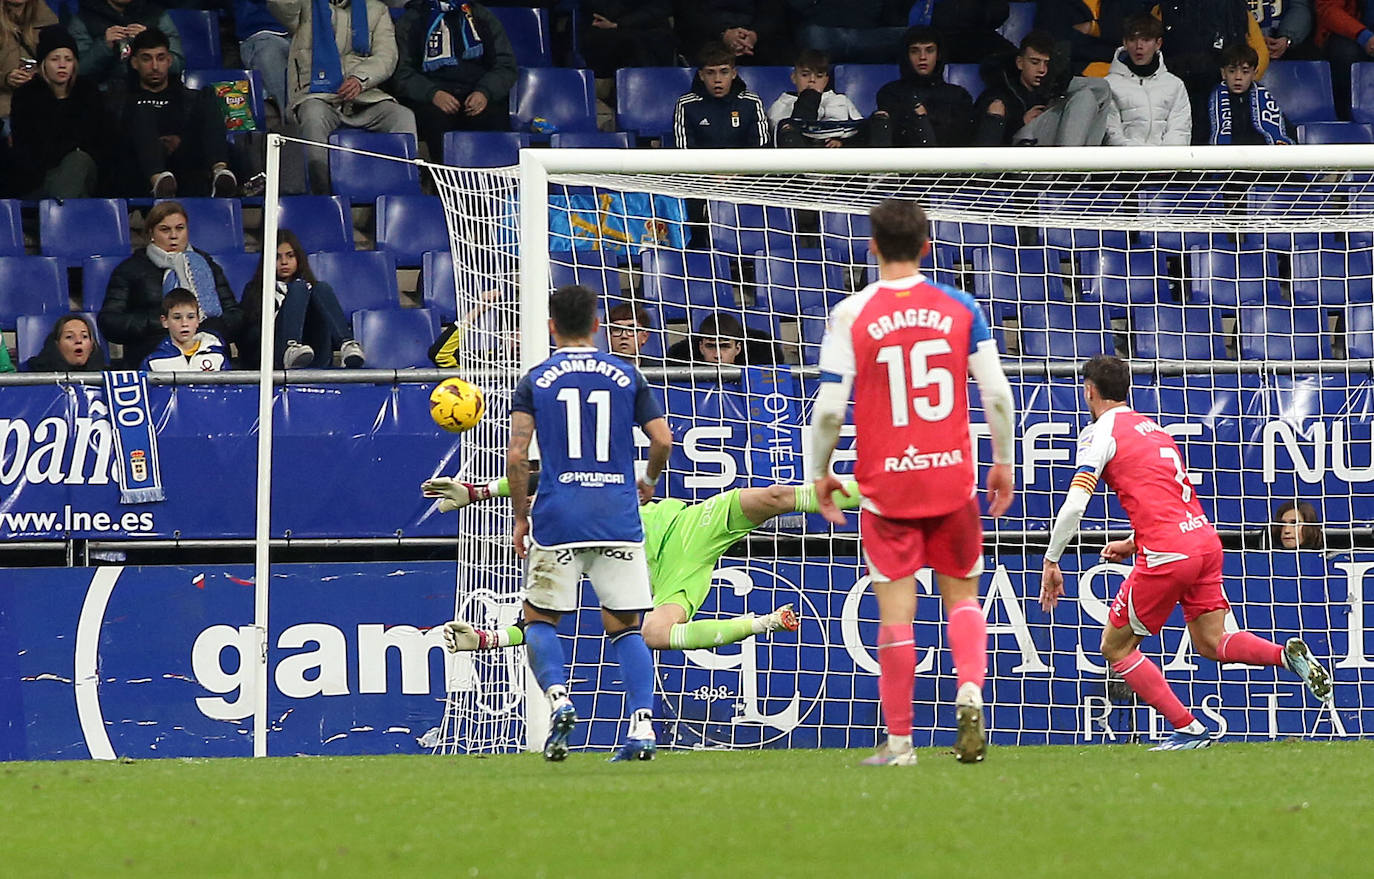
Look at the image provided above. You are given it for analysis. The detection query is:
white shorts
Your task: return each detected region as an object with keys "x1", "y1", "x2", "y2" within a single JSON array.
[{"x1": 523, "y1": 542, "x2": 653, "y2": 614}]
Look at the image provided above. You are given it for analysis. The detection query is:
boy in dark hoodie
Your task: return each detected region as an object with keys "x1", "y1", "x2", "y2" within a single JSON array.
[
  {"x1": 974, "y1": 29, "x2": 1110, "y2": 146},
  {"x1": 874, "y1": 26, "x2": 975, "y2": 147},
  {"x1": 673, "y1": 40, "x2": 770, "y2": 148}
]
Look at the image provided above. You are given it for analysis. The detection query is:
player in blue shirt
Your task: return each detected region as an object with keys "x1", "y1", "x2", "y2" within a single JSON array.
[{"x1": 509, "y1": 284, "x2": 674, "y2": 762}]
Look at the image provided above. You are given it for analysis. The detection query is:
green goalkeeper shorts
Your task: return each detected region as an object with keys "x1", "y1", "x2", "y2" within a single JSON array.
[{"x1": 652, "y1": 489, "x2": 758, "y2": 620}]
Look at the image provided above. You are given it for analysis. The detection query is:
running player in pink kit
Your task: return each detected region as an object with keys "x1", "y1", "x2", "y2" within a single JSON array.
[
  {"x1": 810, "y1": 199, "x2": 1017, "y2": 766},
  {"x1": 1041, "y1": 356, "x2": 1332, "y2": 750}
]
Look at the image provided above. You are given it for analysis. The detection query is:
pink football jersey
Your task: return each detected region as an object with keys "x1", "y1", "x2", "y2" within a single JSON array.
[
  {"x1": 818, "y1": 274, "x2": 993, "y2": 519},
  {"x1": 1072, "y1": 406, "x2": 1222, "y2": 561}
]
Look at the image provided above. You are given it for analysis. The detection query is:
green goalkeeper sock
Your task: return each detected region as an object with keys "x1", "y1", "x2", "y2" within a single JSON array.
[
  {"x1": 792, "y1": 480, "x2": 861, "y2": 513},
  {"x1": 669, "y1": 616, "x2": 758, "y2": 650}
]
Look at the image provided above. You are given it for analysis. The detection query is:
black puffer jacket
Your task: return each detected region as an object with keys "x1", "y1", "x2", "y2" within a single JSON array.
[
  {"x1": 874, "y1": 27, "x2": 975, "y2": 146},
  {"x1": 98, "y1": 247, "x2": 244, "y2": 368},
  {"x1": 973, "y1": 51, "x2": 1055, "y2": 145},
  {"x1": 23, "y1": 316, "x2": 109, "y2": 372}
]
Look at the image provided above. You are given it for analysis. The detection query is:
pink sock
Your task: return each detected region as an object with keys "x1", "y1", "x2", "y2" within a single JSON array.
[
  {"x1": 946, "y1": 598, "x2": 986, "y2": 689},
  {"x1": 877, "y1": 623, "x2": 916, "y2": 736},
  {"x1": 1111, "y1": 649, "x2": 1194, "y2": 729},
  {"x1": 1216, "y1": 631, "x2": 1284, "y2": 667}
]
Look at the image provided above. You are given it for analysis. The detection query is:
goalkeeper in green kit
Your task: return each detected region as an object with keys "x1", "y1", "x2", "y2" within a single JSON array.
[{"x1": 423, "y1": 474, "x2": 862, "y2": 652}]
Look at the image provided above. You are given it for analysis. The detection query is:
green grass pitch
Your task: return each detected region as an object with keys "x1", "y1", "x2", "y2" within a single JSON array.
[{"x1": 3, "y1": 742, "x2": 1371, "y2": 878}]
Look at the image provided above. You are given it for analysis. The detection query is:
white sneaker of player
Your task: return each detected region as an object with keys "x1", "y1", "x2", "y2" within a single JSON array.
[
  {"x1": 1283, "y1": 638, "x2": 1332, "y2": 701},
  {"x1": 953, "y1": 682, "x2": 986, "y2": 764},
  {"x1": 860, "y1": 737, "x2": 917, "y2": 766}
]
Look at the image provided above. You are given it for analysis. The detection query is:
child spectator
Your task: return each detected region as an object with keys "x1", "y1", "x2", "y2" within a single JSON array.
[
  {"x1": 974, "y1": 30, "x2": 1111, "y2": 146},
  {"x1": 1253, "y1": 0, "x2": 1315, "y2": 60},
  {"x1": 769, "y1": 48, "x2": 891, "y2": 147},
  {"x1": 141, "y1": 287, "x2": 231, "y2": 372},
  {"x1": 605, "y1": 301, "x2": 665, "y2": 371},
  {"x1": 391, "y1": 0, "x2": 516, "y2": 160},
  {"x1": 69, "y1": 0, "x2": 183, "y2": 104},
  {"x1": 120, "y1": 27, "x2": 236, "y2": 197},
  {"x1": 1209, "y1": 42, "x2": 1294, "y2": 144},
  {"x1": 0, "y1": 0, "x2": 58, "y2": 120},
  {"x1": 240, "y1": 228, "x2": 366, "y2": 369},
  {"x1": 23, "y1": 314, "x2": 108, "y2": 372},
  {"x1": 99, "y1": 201, "x2": 244, "y2": 368},
  {"x1": 674, "y1": 41, "x2": 769, "y2": 148},
  {"x1": 666, "y1": 312, "x2": 782, "y2": 367},
  {"x1": 1104, "y1": 13, "x2": 1192, "y2": 146},
  {"x1": 875, "y1": 27, "x2": 975, "y2": 147},
  {"x1": 1155, "y1": 0, "x2": 1269, "y2": 142},
  {"x1": 1270, "y1": 499, "x2": 1325, "y2": 549},
  {"x1": 8, "y1": 25, "x2": 107, "y2": 199}
]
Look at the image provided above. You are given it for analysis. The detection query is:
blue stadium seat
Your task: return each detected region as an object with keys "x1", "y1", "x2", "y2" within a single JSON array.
[
  {"x1": 709, "y1": 201, "x2": 799, "y2": 255},
  {"x1": 549, "y1": 249, "x2": 622, "y2": 297},
  {"x1": 510, "y1": 68, "x2": 597, "y2": 138},
  {"x1": 421, "y1": 249, "x2": 458, "y2": 322},
  {"x1": 754, "y1": 250, "x2": 846, "y2": 315},
  {"x1": 210, "y1": 251, "x2": 264, "y2": 301},
  {"x1": 80, "y1": 255, "x2": 126, "y2": 313},
  {"x1": 16, "y1": 312, "x2": 104, "y2": 366},
  {"x1": 639, "y1": 249, "x2": 734, "y2": 323},
  {"x1": 1187, "y1": 247, "x2": 1280, "y2": 306},
  {"x1": 549, "y1": 131, "x2": 631, "y2": 149},
  {"x1": 800, "y1": 305, "x2": 826, "y2": 365},
  {"x1": 183, "y1": 68, "x2": 267, "y2": 131},
  {"x1": 1347, "y1": 303, "x2": 1374, "y2": 357},
  {"x1": 833, "y1": 63, "x2": 894, "y2": 117},
  {"x1": 1238, "y1": 305, "x2": 1331, "y2": 360},
  {"x1": 309, "y1": 251, "x2": 400, "y2": 314},
  {"x1": 39, "y1": 199, "x2": 131, "y2": 264},
  {"x1": 1079, "y1": 248, "x2": 1170, "y2": 306},
  {"x1": 1044, "y1": 228, "x2": 1131, "y2": 252},
  {"x1": 861, "y1": 245, "x2": 960, "y2": 289},
  {"x1": 375, "y1": 195, "x2": 447, "y2": 268},
  {"x1": 352, "y1": 308, "x2": 438, "y2": 369},
  {"x1": 1352, "y1": 63, "x2": 1374, "y2": 124},
  {"x1": 327, "y1": 131, "x2": 421, "y2": 201},
  {"x1": 1298, "y1": 122, "x2": 1374, "y2": 143},
  {"x1": 0, "y1": 199, "x2": 23, "y2": 255},
  {"x1": 0, "y1": 256, "x2": 68, "y2": 329},
  {"x1": 167, "y1": 9, "x2": 222, "y2": 69},
  {"x1": 615, "y1": 67, "x2": 693, "y2": 141},
  {"x1": 820, "y1": 211, "x2": 871, "y2": 263},
  {"x1": 275, "y1": 196, "x2": 353, "y2": 252},
  {"x1": 1291, "y1": 242, "x2": 1374, "y2": 305},
  {"x1": 943, "y1": 63, "x2": 983, "y2": 102},
  {"x1": 741, "y1": 66, "x2": 794, "y2": 108},
  {"x1": 998, "y1": 2, "x2": 1036, "y2": 46},
  {"x1": 1260, "y1": 61, "x2": 1337, "y2": 124},
  {"x1": 973, "y1": 245, "x2": 1068, "y2": 314},
  {"x1": 1132, "y1": 304, "x2": 1226, "y2": 360},
  {"x1": 930, "y1": 219, "x2": 1018, "y2": 259},
  {"x1": 489, "y1": 5, "x2": 551, "y2": 67},
  {"x1": 158, "y1": 197, "x2": 244, "y2": 253},
  {"x1": 1017, "y1": 303, "x2": 1115, "y2": 359},
  {"x1": 442, "y1": 130, "x2": 529, "y2": 167}
]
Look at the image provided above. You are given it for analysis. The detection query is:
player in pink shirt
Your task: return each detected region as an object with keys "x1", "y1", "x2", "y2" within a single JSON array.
[
  {"x1": 810, "y1": 199, "x2": 1017, "y2": 766},
  {"x1": 1041, "y1": 356, "x2": 1332, "y2": 750}
]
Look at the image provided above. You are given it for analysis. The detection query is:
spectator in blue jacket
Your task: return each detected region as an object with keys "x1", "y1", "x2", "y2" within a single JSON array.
[
  {"x1": 673, "y1": 40, "x2": 769, "y2": 148},
  {"x1": 1253, "y1": 0, "x2": 1315, "y2": 60}
]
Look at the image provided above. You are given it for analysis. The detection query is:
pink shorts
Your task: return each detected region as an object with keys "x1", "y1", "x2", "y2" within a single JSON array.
[
  {"x1": 861, "y1": 499, "x2": 984, "y2": 582},
  {"x1": 1109, "y1": 549, "x2": 1230, "y2": 636}
]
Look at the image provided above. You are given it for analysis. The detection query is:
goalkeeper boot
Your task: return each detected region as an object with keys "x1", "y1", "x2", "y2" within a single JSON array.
[
  {"x1": 1283, "y1": 638, "x2": 1332, "y2": 701},
  {"x1": 543, "y1": 699, "x2": 577, "y2": 762},
  {"x1": 1149, "y1": 727, "x2": 1212, "y2": 751},
  {"x1": 952, "y1": 681, "x2": 986, "y2": 764},
  {"x1": 861, "y1": 738, "x2": 917, "y2": 766},
  {"x1": 609, "y1": 737, "x2": 656, "y2": 762},
  {"x1": 759, "y1": 603, "x2": 800, "y2": 635}
]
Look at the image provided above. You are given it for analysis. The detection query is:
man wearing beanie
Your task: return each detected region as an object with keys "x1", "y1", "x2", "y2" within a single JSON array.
[
  {"x1": 8, "y1": 25, "x2": 109, "y2": 198},
  {"x1": 875, "y1": 26, "x2": 976, "y2": 146}
]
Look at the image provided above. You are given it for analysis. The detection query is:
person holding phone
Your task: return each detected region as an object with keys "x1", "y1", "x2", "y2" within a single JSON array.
[{"x1": 0, "y1": 0, "x2": 58, "y2": 119}]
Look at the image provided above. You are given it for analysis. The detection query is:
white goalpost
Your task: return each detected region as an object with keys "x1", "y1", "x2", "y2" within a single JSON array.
[{"x1": 260, "y1": 141, "x2": 1374, "y2": 755}]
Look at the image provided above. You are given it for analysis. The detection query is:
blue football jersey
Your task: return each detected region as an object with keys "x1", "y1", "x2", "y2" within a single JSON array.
[{"x1": 511, "y1": 347, "x2": 664, "y2": 547}]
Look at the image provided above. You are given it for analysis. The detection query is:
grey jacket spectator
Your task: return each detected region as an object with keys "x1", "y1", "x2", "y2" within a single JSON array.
[{"x1": 68, "y1": 0, "x2": 183, "y2": 91}]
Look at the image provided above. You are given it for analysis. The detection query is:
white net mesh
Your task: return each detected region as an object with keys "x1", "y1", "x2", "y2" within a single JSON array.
[{"x1": 429, "y1": 147, "x2": 1374, "y2": 751}]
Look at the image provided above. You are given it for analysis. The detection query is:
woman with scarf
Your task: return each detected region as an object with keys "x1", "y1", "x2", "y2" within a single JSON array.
[
  {"x1": 98, "y1": 201, "x2": 244, "y2": 368},
  {"x1": 239, "y1": 228, "x2": 365, "y2": 369},
  {"x1": 23, "y1": 313, "x2": 109, "y2": 372}
]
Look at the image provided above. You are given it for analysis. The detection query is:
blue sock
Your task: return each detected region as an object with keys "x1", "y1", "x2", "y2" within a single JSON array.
[
  {"x1": 522, "y1": 621, "x2": 566, "y2": 695},
  {"x1": 610, "y1": 628, "x2": 654, "y2": 715}
]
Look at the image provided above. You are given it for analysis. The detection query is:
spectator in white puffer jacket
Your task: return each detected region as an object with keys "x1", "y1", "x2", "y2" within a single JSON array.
[{"x1": 1104, "y1": 13, "x2": 1192, "y2": 146}]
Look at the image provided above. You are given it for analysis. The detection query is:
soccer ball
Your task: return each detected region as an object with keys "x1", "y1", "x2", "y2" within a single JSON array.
[{"x1": 429, "y1": 378, "x2": 485, "y2": 433}]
